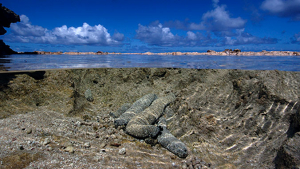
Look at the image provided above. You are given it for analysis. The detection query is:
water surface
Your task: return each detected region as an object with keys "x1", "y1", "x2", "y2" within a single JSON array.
[{"x1": 1, "y1": 54, "x2": 300, "y2": 71}]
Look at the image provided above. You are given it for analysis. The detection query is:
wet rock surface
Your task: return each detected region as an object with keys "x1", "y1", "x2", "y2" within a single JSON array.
[{"x1": 0, "y1": 68, "x2": 300, "y2": 168}]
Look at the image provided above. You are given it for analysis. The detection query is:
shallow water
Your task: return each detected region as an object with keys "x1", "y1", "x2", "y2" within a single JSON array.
[{"x1": 1, "y1": 54, "x2": 300, "y2": 71}]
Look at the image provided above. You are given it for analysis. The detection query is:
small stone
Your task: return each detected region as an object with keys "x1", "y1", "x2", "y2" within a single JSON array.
[
  {"x1": 26, "y1": 128, "x2": 32, "y2": 134},
  {"x1": 43, "y1": 138, "x2": 51, "y2": 145},
  {"x1": 118, "y1": 148, "x2": 126, "y2": 155},
  {"x1": 47, "y1": 146, "x2": 53, "y2": 151},
  {"x1": 61, "y1": 141, "x2": 73, "y2": 148},
  {"x1": 75, "y1": 121, "x2": 81, "y2": 126},
  {"x1": 110, "y1": 142, "x2": 121, "y2": 147},
  {"x1": 110, "y1": 134, "x2": 117, "y2": 139},
  {"x1": 194, "y1": 164, "x2": 202, "y2": 169},
  {"x1": 84, "y1": 142, "x2": 91, "y2": 148},
  {"x1": 182, "y1": 163, "x2": 188, "y2": 169},
  {"x1": 65, "y1": 146, "x2": 74, "y2": 153},
  {"x1": 85, "y1": 89, "x2": 94, "y2": 102},
  {"x1": 19, "y1": 145, "x2": 24, "y2": 150},
  {"x1": 99, "y1": 143, "x2": 107, "y2": 148}
]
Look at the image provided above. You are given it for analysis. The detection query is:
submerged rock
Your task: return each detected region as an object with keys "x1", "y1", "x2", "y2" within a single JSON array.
[
  {"x1": 114, "y1": 94, "x2": 157, "y2": 128},
  {"x1": 275, "y1": 132, "x2": 300, "y2": 168},
  {"x1": 84, "y1": 89, "x2": 94, "y2": 102},
  {"x1": 126, "y1": 94, "x2": 175, "y2": 138}
]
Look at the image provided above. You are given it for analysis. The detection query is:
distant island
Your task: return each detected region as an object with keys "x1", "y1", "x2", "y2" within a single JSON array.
[{"x1": 17, "y1": 50, "x2": 300, "y2": 56}]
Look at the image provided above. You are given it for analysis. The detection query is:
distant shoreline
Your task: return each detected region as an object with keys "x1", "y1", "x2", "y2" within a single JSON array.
[{"x1": 16, "y1": 50, "x2": 300, "y2": 56}]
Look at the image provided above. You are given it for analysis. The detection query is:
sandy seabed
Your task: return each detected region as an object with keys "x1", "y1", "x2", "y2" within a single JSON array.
[{"x1": 0, "y1": 68, "x2": 300, "y2": 168}]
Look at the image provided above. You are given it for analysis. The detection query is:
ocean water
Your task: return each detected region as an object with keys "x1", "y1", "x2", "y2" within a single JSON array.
[{"x1": 1, "y1": 54, "x2": 300, "y2": 71}]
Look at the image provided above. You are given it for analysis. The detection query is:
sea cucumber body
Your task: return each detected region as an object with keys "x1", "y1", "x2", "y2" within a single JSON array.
[
  {"x1": 114, "y1": 94, "x2": 157, "y2": 128},
  {"x1": 126, "y1": 94, "x2": 175, "y2": 138},
  {"x1": 157, "y1": 118, "x2": 188, "y2": 158}
]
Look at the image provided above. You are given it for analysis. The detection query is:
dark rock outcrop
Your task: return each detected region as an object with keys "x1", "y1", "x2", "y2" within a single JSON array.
[
  {"x1": 0, "y1": 3, "x2": 20, "y2": 35},
  {"x1": 0, "y1": 40, "x2": 17, "y2": 55},
  {"x1": 0, "y1": 3, "x2": 20, "y2": 55},
  {"x1": 275, "y1": 132, "x2": 300, "y2": 168},
  {"x1": 233, "y1": 49, "x2": 241, "y2": 53}
]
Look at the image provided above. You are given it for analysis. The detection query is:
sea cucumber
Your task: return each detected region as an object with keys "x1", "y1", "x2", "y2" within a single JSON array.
[
  {"x1": 157, "y1": 117, "x2": 188, "y2": 158},
  {"x1": 114, "y1": 94, "x2": 157, "y2": 128},
  {"x1": 126, "y1": 94, "x2": 175, "y2": 138}
]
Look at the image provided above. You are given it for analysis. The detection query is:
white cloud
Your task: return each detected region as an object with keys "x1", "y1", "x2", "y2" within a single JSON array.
[
  {"x1": 163, "y1": 2, "x2": 246, "y2": 32},
  {"x1": 261, "y1": 0, "x2": 300, "y2": 20},
  {"x1": 200, "y1": 5, "x2": 247, "y2": 31},
  {"x1": 135, "y1": 24, "x2": 177, "y2": 46},
  {"x1": 291, "y1": 32, "x2": 300, "y2": 44},
  {"x1": 10, "y1": 15, "x2": 47, "y2": 37},
  {"x1": 5, "y1": 15, "x2": 124, "y2": 46},
  {"x1": 212, "y1": 0, "x2": 219, "y2": 7},
  {"x1": 135, "y1": 23, "x2": 216, "y2": 47},
  {"x1": 223, "y1": 29, "x2": 278, "y2": 45}
]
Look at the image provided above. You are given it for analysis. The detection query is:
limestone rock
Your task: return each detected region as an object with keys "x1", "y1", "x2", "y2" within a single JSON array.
[
  {"x1": 65, "y1": 146, "x2": 74, "y2": 153},
  {"x1": 118, "y1": 147, "x2": 126, "y2": 155}
]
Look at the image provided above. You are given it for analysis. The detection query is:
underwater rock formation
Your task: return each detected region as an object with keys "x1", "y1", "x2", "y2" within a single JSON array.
[
  {"x1": 114, "y1": 94, "x2": 157, "y2": 128},
  {"x1": 126, "y1": 94, "x2": 175, "y2": 138},
  {"x1": 157, "y1": 117, "x2": 188, "y2": 158},
  {"x1": 275, "y1": 132, "x2": 300, "y2": 169},
  {"x1": 1, "y1": 68, "x2": 300, "y2": 168}
]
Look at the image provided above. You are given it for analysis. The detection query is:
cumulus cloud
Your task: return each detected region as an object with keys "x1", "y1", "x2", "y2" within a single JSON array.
[
  {"x1": 291, "y1": 32, "x2": 300, "y2": 44},
  {"x1": 222, "y1": 29, "x2": 278, "y2": 45},
  {"x1": 135, "y1": 23, "x2": 217, "y2": 47},
  {"x1": 164, "y1": 1, "x2": 246, "y2": 32},
  {"x1": 5, "y1": 15, "x2": 124, "y2": 46},
  {"x1": 10, "y1": 15, "x2": 47, "y2": 37},
  {"x1": 135, "y1": 23, "x2": 277, "y2": 47},
  {"x1": 136, "y1": 1, "x2": 276, "y2": 47},
  {"x1": 200, "y1": 5, "x2": 247, "y2": 31},
  {"x1": 261, "y1": 0, "x2": 300, "y2": 20},
  {"x1": 135, "y1": 24, "x2": 178, "y2": 46}
]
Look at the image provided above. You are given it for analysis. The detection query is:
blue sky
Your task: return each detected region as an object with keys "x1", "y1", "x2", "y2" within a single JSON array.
[{"x1": 1, "y1": 0, "x2": 300, "y2": 52}]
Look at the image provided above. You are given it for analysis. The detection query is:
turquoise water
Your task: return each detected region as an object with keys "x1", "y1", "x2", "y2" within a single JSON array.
[{"x1": 1, "y1": 54, "x2": 300, "y2": 71}]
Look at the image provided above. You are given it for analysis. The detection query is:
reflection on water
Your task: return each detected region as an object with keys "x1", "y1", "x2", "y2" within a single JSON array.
[
  {"x1": 0, "y1": 55, "x2": 11, "y2": 71},
  {"x1": 0, "y1": 54, "x2": 300, "y2": 71}
]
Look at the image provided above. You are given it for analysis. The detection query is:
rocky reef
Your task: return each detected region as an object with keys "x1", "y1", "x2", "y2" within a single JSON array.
[
  {"x1": 0, "y1": 3, "x2": 20, "y2": 55},
  {"x1": 0, "y1": 68, "x2": 300, "y2": 168}
]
